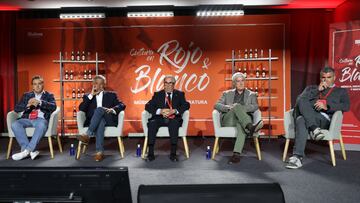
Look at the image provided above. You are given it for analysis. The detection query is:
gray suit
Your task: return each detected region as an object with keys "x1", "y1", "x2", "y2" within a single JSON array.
[{"x1": 214, "y1": 89, "x2": 261, "y2": 153}]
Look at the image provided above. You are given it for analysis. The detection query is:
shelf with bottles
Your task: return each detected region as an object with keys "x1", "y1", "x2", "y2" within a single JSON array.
[
  {"x1": 53, "y1": 68, "x2": 95, "y2": 82},
  {"x1": 225, "y1": 48, "x2": 278, "y2": 61},
  {"x1": 225, "y1": 77, "x2": 278, "y2": 81},
  {"x1": 53, "y1": 51, "x2": 104, "y2": 63}
]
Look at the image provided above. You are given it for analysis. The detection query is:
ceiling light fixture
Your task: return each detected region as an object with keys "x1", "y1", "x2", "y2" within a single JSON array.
[
  {"x1": 196, "y1": 10, "x2": 244, "y2": 17},
  {"x1": 127, "y1": 11, "x2": 174, "y2": 18},
  {"x1": 59, "y1": 13, "x2": 105, "y2": 19}
]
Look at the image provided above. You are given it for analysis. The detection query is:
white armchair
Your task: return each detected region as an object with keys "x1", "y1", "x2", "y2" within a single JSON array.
[
  {"x1": 282, "y1": 109, "x2": 346, "y2": 166},
  {"x1": 212, "y1": 109, "x2": 263, "y2": 160},
  {"x1": 6, "y1": 107, "x2": 61, "y2": 159},
  {"x1": 141, "y1": 110, "x2": 190, "y2": 159},
  {"x1": 75, "y1": 110, "x2": 125, "y2": 159}
]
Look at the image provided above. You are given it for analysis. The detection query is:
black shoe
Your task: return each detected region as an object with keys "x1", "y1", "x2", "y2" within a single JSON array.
[
  {"x1": 228, "y1": 153, "x2": 241, "y2": 164},
  {"x1": 246, "y1": 120, "x2": 263, "y2": 136},
  {"x1": 145, "y1": 154, "x2": 155, "y2": 162},
  {"x1": 170, "y1": 154, "x2": 179, "y2": 162}
]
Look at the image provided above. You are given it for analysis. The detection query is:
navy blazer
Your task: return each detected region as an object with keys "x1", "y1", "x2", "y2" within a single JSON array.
[
  {"x1": 79, "y1": 91, "x2": 126, "y2": 127},
  {"x1": 145, "y1": 89, "x2": 190, "y2": 121},
  {"x1": 14, "y1": 91, "x2": 56, "y2": 121}
]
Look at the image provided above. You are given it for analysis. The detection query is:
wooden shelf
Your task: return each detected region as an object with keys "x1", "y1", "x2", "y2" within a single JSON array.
[
  {"x1": 53, "y1": 79, "x2": 93, "y2": 82},
  {"x1": 225, "y1": 57, "x2": 279, "y2": 62},
  {"x1": 53, "y1": 60, "x2": 105, "y2": 63},
  {"x1": 225, "y1": 77, "x2": 278, "y2": 81}
]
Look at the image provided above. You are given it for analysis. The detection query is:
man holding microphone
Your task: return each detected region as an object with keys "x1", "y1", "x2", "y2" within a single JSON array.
[
  {"x1": 77, "y1": 75, "x2": 126, "y2": 161},
  {"x1": 286, "y1": 67, "x2": 350, "y2": 169}
]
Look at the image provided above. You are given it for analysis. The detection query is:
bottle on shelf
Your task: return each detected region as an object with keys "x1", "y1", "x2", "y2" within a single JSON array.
[
  {"x1": 256, "y1": 67, "x2": 260, "y2": 78},
  {"x1": 238, "y1": 50, "x2": 241, "y2": 59},
  {"x1": 84, "y1": 70, "x2": 88, "y2": 80},
  {"x1": 244, "y1": 49, "x2": 248, "y2": 59},
  {"x1": 206, "y1": 146, "x2": 211, "y2": 160},
  {"x1": 65, "y1": 70, "x2": 69, "y2": 80},
  {"x1": 71, "y1": 51, "x2": 75, "y2": 61},
  {"x1": 262, "y1": 66, "x2": 267, "y2": 78},
  {"x1": 136, "y1": 144, "x2": 141, "y2": 157},
  {"x1": 243, "y1": 66, "x2": 247, "y2": 78},
  {"x1": 237, "y1": 63, "x2": 242, "y2": 73},
  {"x1": 72, "y1": 88, "x2": 76, "y2": 99},
  {"x1": 81, "y1": 88, "x2": 85, "y2": 97},
  {"x1": 254, "y1": 49, "x2": 258, "y2": 58},
  {"x1": 76, "y1": 51, "x2": 81, "y2": 61},
  {"x1": 260, "y1": 49, "x2": 264, "y2": 58},
  {"x1": 249, "y1": 49, "x2": 253, "y2": 59},
  {"x1": 87, "y1": 51, "x2": 91, "y2": 60},
  {"x1": 70, "y1": 70, "x2": 74, "y2": 80},
  {"x1": 77, "y1": 88, "x2": 81, "y2": 98},
  {"x1": 72, "y1": 105, "x2": 77, "y2": 118},
  {"x1": 81, "y1": 51, "x2": 86, "y2": 61},
  {"x1": 64, "y1": 52, "x2": 68, "y2": 60},
  {"x1": 255, "y1": 86, "x2": 259, "y2": 96},
  {"x1": 88, "y1": 69, "x2": 92, "y2": 80},
  {"x1": 70, "y1": 144, "x2": 75, "y2": 156}
]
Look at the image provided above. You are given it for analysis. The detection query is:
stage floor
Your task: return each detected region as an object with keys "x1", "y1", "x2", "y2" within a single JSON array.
[{"x1": 0, "y1": 136, "x2": 359, "y2": 203}]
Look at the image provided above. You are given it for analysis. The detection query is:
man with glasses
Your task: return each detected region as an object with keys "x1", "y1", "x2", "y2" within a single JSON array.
[
  {"x1": 214, "y1": 72, "x2": 263, "y2": 164},
  {"x1": 144, "y1": 75, "x2": 190, "y2": 162}
]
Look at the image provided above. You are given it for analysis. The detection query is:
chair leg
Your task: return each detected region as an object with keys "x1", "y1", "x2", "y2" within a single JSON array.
[
  {"x1": 76, "y1": 141, "x2": 82, "y2": 160},
  {"x1": 329, "y1": 140, "x2": 336, "y2": 167},
  {"x1": 6, "y1": 137, "x2": 13, "y2": 160},
  {"x1": 215, "y1": 139, "x2": 220, "y2": 154},
  {"x1": 57, "y1": 135, "x2": 63, "y2": 153},
  {"x1": 48, "y1": 137, "x2": 54, "y2": 159},
  {"x1": 212, "y1": 137, "x2": 219, "y2": 160},
  {"x1": 82, "y1": 145, "x2": 87, "y2": 154},
  {"x1": 121, "y1": 138, "x2": 125, "y2": 154},
  {"x1": 254, "y1": 137, "x2": 262, "y2": 161},
  {"x1": 142, "y1": 137, "x2": 148, "y2": 159},
  {"x1": 182, "y1": 137, "x2": 190, "y2": 159},
  {"x1": 282, "y1": 139, "x2": 290, "y2": 162},
  {"x1": 339, "y1": 134, "x2": 347, "y2": 160},
  {"x1": 117, "y1": 137, "x2": 124, "y2": 158}
]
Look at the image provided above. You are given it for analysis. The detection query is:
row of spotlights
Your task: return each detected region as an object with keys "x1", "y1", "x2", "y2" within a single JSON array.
[
  {"x1": 60, "y1": 13, "x2": 105, "y2": 19},
  {"x1": 59, "y1": 10, "x2": 244, "y2": 19},
  {"x1": 197, "y1": 10, "x2": 244, "y2": 16}
]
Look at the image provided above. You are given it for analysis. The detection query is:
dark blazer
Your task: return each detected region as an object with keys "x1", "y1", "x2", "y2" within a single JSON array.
[
  {"x1": 79, "y1": 91, "x2": 126, "y2": 127},
  {"x1": 145, "y1": 89, "x2": 190, "y2": 121},
  {"x1": 294, "y1": 85, "x2": 350, "y2": 119},
  {"x1": 14, "y1": 91, "x2": 56, "y2": 121}
]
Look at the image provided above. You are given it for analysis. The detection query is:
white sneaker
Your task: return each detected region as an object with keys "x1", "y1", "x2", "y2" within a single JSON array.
[
  {"x1": 311, "y1": 127, "x2": 325, "y2": 140},
  {"x1": 30, "y1": 151, "x2": 40, "y2": 160},
  {"x1": 285, "y1": 156, "x2": 303, "y2": 169},
  {"x1": 12, "y1": 150, "x2": 30, "y2": 161}
]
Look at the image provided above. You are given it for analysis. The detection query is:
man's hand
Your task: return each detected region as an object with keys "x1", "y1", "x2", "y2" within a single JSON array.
[
  {"x1": 91, "y1": 86, "x2": 100, "y2": 96},
  {"x1": 314, "y1": 100, "x2": 327, "y2": 111},
  {"x1": 318, "y1": 81, "x2": 329, "y2": 91},
  {"x1": 27, "y1": 98, "x2": 40, "y2": 107},
  {"x1": 161, "y1": 109, "x2": 171, "y2": 118},
  {"x1": 102, "y1": 107, "x2": 115, "y2": 114}
]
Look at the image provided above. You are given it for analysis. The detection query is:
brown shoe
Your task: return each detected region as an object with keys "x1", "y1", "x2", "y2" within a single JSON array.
[
  {"x1": 77, "y1": 134, "x2": 90, "y2": 145},
  {"x1": 94, "y1": 152, "x2": 104, "y2": 162},
  {"x1": 228, "y1": 153, "x2": 241, "y2": 164}
]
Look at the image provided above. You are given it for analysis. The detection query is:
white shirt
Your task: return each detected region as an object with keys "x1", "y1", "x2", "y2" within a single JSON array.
[
  {"x1": 34, "y1": 91, "x2": 45, "y2": 119},
  {"x1": 87, "y1": 91, "x2": 116, "y2": 114}
]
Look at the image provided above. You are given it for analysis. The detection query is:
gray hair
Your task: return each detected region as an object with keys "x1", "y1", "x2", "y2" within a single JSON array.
[
  {"x1": 163, "y1": 75, "x2": 176, "y2": 83},
  {"x1": 93, "y1": 75, "x2": 106, "y2": 84},
  {"x1": 231, "y1": 72, "x2": 246, "y2": 85},
  {"x1": 320, "y1": 66, "x2": 335, "y2": 76}
]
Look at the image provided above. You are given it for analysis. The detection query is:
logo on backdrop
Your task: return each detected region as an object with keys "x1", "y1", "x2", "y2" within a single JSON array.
[
  {"x1": 130, "y1": 40, "x2": 211, "y2": 94},
  {"x1": 338, "y1": 55, "x2": 360, "y2": 89}
]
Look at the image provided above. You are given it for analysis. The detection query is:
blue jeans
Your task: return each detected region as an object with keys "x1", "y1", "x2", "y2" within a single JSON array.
[
  {"x1": 86, "y1": 107, "x2": 106, "y2": 153},
  {"x1": 11, "y1": 118, "x2": 48, "y2": 152}
]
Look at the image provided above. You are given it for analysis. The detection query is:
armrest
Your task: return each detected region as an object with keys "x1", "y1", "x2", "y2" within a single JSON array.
[
  {"x1": 6, "y1": 111, "x2": 20, "y2": 137},
  {"x1": 181, "y1": 110, "x2": 190, "y2": 133},
  {"x1": 116, "y1": 111, "x2": 125, "y2": 136},
  {"x1": 328, "y1": 111, "x2": 343, "y2": 139},
  {"x1": 141, "y1": 110, "x2": 152, "y2": 137},
  {"x1": 212, "y1": 109, "x2": 222, "y2": 135},
  {"x1": 48, "y1": 107, "x2": 60, "y2": 136},
  {"x1": 284, "y1": 109, "x2": 295, "y2": 138},
  {"x1": 76, "y1": 111, "x2": 86, "y2": 133}
]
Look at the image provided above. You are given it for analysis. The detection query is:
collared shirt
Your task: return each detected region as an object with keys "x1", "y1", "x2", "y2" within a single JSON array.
[
  {"x1": 88, "y1": 91, "x2": 116, "y2": 114},
  {"x1": 233, "y1": 90, "x2": 245, "y2": 105},
  {"x1": 34, "y1": 91, "x2": 45, "y2": 119},
  {"x1": 156, "y1": 91, "x2": 179, "y2": 115}
]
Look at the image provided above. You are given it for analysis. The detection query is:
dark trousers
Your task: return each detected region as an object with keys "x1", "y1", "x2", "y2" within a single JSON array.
[
  {"x1": 293, "y1": 97, "x2": 330, "y2": 157},
  {"x1": 147, "y1": 117, "x2": 181, "y2": 155}
]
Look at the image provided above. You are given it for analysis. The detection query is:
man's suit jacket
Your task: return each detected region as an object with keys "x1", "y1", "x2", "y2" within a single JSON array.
[
  {"x1": 79, "y1": 91, "x2": 126, "y2": 127},
  {"x1": 14, "y1": 91, "x2": 56, "y2": 121},
  {"x1": 145, "y1": 89, "x2": 190, "y2": 121},
  {"x1": 294, "y1": 85, "x2": 350, "y2": 119},
  {"x1": 214, "y1": 89, "x2": 259, "y2": 120}
]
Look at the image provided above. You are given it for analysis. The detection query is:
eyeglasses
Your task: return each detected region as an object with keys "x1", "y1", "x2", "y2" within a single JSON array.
[{"x1": 164, "y1": 82, "x2": 175, "y2": 85}]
